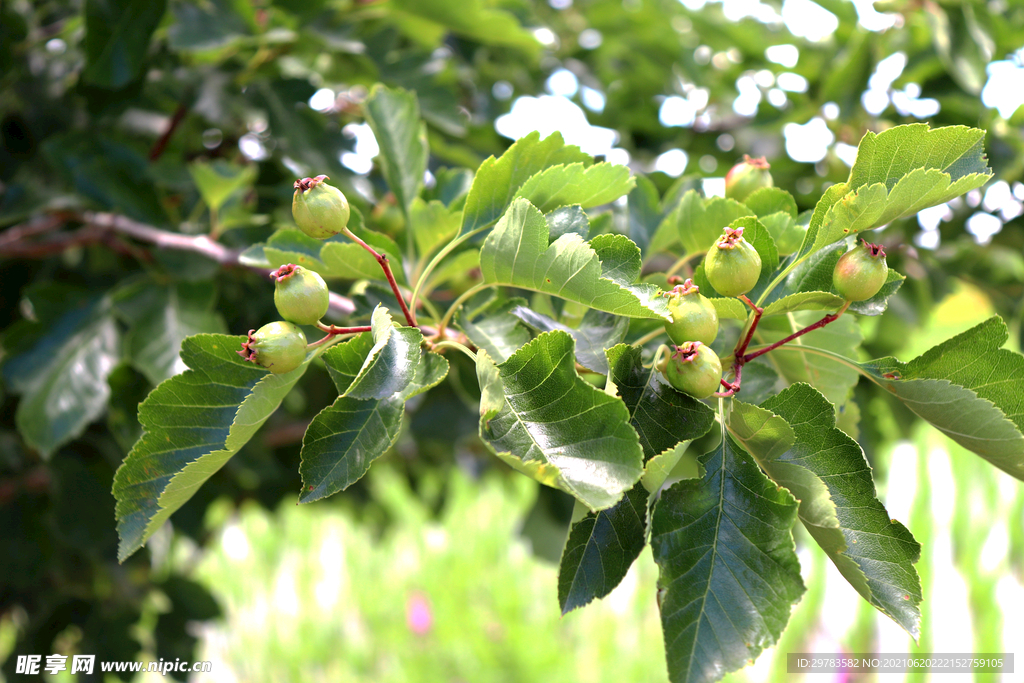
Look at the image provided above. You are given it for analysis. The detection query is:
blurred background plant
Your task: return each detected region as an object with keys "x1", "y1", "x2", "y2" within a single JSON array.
[{"x1": 1, "y1": 0, "x2": 1023, "y2": 680}]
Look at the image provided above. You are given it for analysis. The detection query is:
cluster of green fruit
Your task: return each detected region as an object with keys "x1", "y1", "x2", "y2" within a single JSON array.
[
  {"x1": 659, "y1": 204, "x2": 888, "y2": 400},
  {"x1": 238, "y1": 176, "x2": 351, "y2": 373}
]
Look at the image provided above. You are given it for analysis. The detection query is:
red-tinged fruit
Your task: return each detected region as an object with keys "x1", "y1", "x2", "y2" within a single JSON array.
[
  {"x1": 725, "y1": 155, "x2": 773, "y2": 202},
  {"x1": 664, "y1": 279, "x2": 719, "y2": 346},
  {"x1": 833, "y1": 239, "x2": 888, "y2": 301},
  {"x1": 238, "y1": 321, "x2": 307, "y2": 374},
  {"x1": 704, "y1": 226, "x2": 762, "y2": 297},
  {"x1": 292, "y1": 175, "x2": 350, "y2": 239},
  {"x1": 272, "y1": 264, "x2": 330, "y2": 325},
  {"x1": 660, "y1": 341, "x2": 723, "y2": 399}
]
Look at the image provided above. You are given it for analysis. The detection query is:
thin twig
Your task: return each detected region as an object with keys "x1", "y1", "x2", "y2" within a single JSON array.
[
  {"x1": 149, "y1": 102, "x2": 189, "y2": 161},
  {"x1": 342, "y1": 227, "x2": 416, "y2": 326},
  {"x1": 741, "y1": 301, "x2": 849, "y2": 363}
]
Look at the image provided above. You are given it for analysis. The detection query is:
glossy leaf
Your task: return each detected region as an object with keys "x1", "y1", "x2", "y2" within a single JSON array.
[
  {"x1": 363, "y1": 85, "x2": 429, "y2": 216},
  {"x1": 479, "y1": 198, "x2": 670, "y2": 320},
  {"x1": 460, "y1": 132, "x2": 591, "y2": 237},
  {"x1": 112, "y1": 334, "x2": 320, "y2": 561},
  {"x1": 652, "y1": 433, "x2": 804, "y2": 683},
  {"x1": 605, "y1": 344, "x2": 716, "y2": 462},
  {"x1": 476, "y1": 332, "x2": 644, "y2": 511},
  {"x1": 456, "y1": 296, "x2": 532, "y2": 364},
  {"x1": 762, "y1": 291, "x2": 847, "y2": 317},
  {"x1": 861, "y1": 317, "x2": 1024, "y2": 480},
  {"x1": 299, "y1": 309, "x2": 448, "y2": 502},
  {"x1": 749, "y1": 386, "x2": 923, "y2": 637},
  {"x1": 510, "y1": 306, "x2": 628, "y2": 374},
  {"x1": 558, "y1": 483, "x2": 648, "y2": 614}
]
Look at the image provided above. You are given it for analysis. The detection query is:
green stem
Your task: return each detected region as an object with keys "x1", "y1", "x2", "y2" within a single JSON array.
[
  {"x1": 410, "y1": 226, "x2": 487, "y2": 314},
  {"x1": 754, "y1": 254, "x2": 806, "y2": 307},
  {"x1": 438, "y1": 282, "x2": 493, "y2": 337},
  {"x1": 665, "y1": 251, "x2": 705, "y2": 278},
  {"x1": 432, "y1": 339, "x2": 477, "y2": 362},
  {"x1": 751, "y1": 343, "x2": 875, "y2": 383},
  {"x1": 633, "y1": 327, "x2": 667, "y2": 348}
]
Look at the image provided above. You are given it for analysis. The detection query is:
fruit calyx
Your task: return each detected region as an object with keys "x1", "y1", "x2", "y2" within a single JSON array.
[
  {"x1": 663, "y1": 278, "x2": 719, "y2": 346},
  {"x1": 704, "y1": 226, "x2": 762, "y2": 297},
  {"x1": 292, "y1": 174, "x2": 351, "y2": 239},
  {"x1": 725, "y1": 155, "x2": 773, "y2": 202},
  {"x1": 237, "y1": 321, "x2": 307, "y2": 374},
  {"x1": 715, "y1": 226, "x2": 746, "y2": 249},
  {"x1": 271, "y1": 263, "x2": 330, "y2": 325}
]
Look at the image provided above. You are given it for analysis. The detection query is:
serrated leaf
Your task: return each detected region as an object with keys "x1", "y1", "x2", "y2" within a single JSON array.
[
  {"x1": 514, "y1": 162, "x2": 635, "y2": 213},
  {"x1": 299, "y1": 312, "x2": 448, "y2": 503},
  {"x1": 803, "y1": 125, "x2": 992, "y2": 255},
  {"x1": 510, "y1": 306, "x2": 628, "y2": 374},
  {"x1": 558, "y1": 483, "x2": 648, "y2": 614},
  {"x1": 651, "y1": 434, "x2": 804, "y2": 683},
  {"x1": 363, "y1": 85, "x2": 428, "y2": 216},
  {"x1": 188, "y1": 160, "x2": 257, "y2": 213},
  {"x1": 461, "y1": 132, "x2": 592, "y2": 237},
  {"x1": 3, "y1": 297, "x2": 120, "y2": 457},
  {"x1": 756, "y1": 312, "x2": 862, "y2": 405},
  {"x1": 861, "y1": 317, "x2": 1024, "y2": 480},
  {"x1": 456, "y1": 296, "x2": 532, "y2": 364},
  {"x1": 708, "y1": 296, "x2": 748, "y2": 320},
  {"x1": 605, "y1": 344, "x2": 716, "y2": 462},
  {"x1": 112, "y1": 334, "x2": 320, "y2": 561},
  {"x1": 115, "y1": 281, "x2": 228, "y2": 385},
  {"x1": 479, "y1": 198, "x2": 669, "y2": 320},
  {"x1": 762, "y1": 291, "x2": 847, "y2": 317},
  {"x1": 675, "y1": 191, "x2": 753, "y2": 253},
  {"x1": 747, "y1": 385, "x2": 923, "y2": 637},
  {"x1": 476, "y1": 332, "x2": 644, "y2": 511}
]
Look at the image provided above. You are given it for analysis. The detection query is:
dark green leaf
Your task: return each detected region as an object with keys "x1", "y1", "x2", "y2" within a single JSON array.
[
  {"x1": 651, "y1": 433, "x2": 804, "y2": 683},
  {"x1": 456, "y1": 296, "x2": 532, "y2": 364},
  {"x1": 748, "y1": 385, "x2": 922, "y2": 637},
  {"x1": 363, "y1": 85, "x2": 429, "y2": 217},
  {"x1": 605, "y1": 344, "x2": 716, "y2": 462},
  {"x1": 546, "y1": 205, "x2": 591, "y2": 242},
  {"x1": 628, "y1": 175, "x2": 663, "y2": 254},
  {"x1": 476, "y1": 331, "x2": 644, "y2": 511},
  {"x1": 558, "y1": 483, "x2": 648, "y2": 614},
  {"x1": 299, "y1": 308, "x2": 448, "y2": 502},
  {"x1": 3, "y1": 296, "x2": 120, "y2": 457},
  {"x1": 510, "y1": 306, "x2": 628, "y2": 374},
  {"x1": 82, "y1": 0, "x2": 167, "y2": 88},
  {"x1": 112, "y1": 334, "x2": 320, "y2": 561}
]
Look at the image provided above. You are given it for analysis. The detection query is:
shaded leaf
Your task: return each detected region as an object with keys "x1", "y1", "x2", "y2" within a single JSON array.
[
  {"x1": 363, "y1": 85, "x2": 429, "y2": 216},
  {"x1": 299, "y1": 309, "x2": 448, "y2": 502},
  {"x1": 456, "y1": 295, "x2": 532, "y2": 364},
  {"x1": 510, "y1": 306, "x2": 628, "y2": 374},
  {"x1": 476, "y1": 332, "x2": 644, "y2": 511},
  {"x1": 188, "y1": 160, "x2": 257, "y2": 213},
  {"x1": 3, "y1": 296, "x2": 120, "y2": 457},
  {"x1": 83, "y1": 0, "x2": 167, "y2": 88},
  {"x1": 628, "y1": 175, "x2": 663, "y2": 254}
]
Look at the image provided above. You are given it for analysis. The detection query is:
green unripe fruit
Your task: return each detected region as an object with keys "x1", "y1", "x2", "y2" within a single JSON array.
[
  {"x1": 725, "y1": 155, "x2": 773, "y2": 203},
  {"x1": 660, "y1": 342, "x2": 723, "y2": 399},
  {"x1": 238, "y1": 321, "x2": 307, "y2": 374},
  {"x1": 292, "y1": 175, "x2": 350, "y2": 239},
  {"x1": 704, "y1": 227, "x2": 762, "y2": 297},
  {"x1": 664, "y1": 279, "x2": 719, "y2": 346},
  {"x1": 833, "y1": 240, "x2": 888, "y2": 302},
  {"x1": 272, "y1": 264, "x2": 330, "y2": 325}
]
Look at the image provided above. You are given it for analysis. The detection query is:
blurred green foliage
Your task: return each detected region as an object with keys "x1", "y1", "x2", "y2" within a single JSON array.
[{"x1": 1, "y1": 0, "x2": 1023, "y2": 680}]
